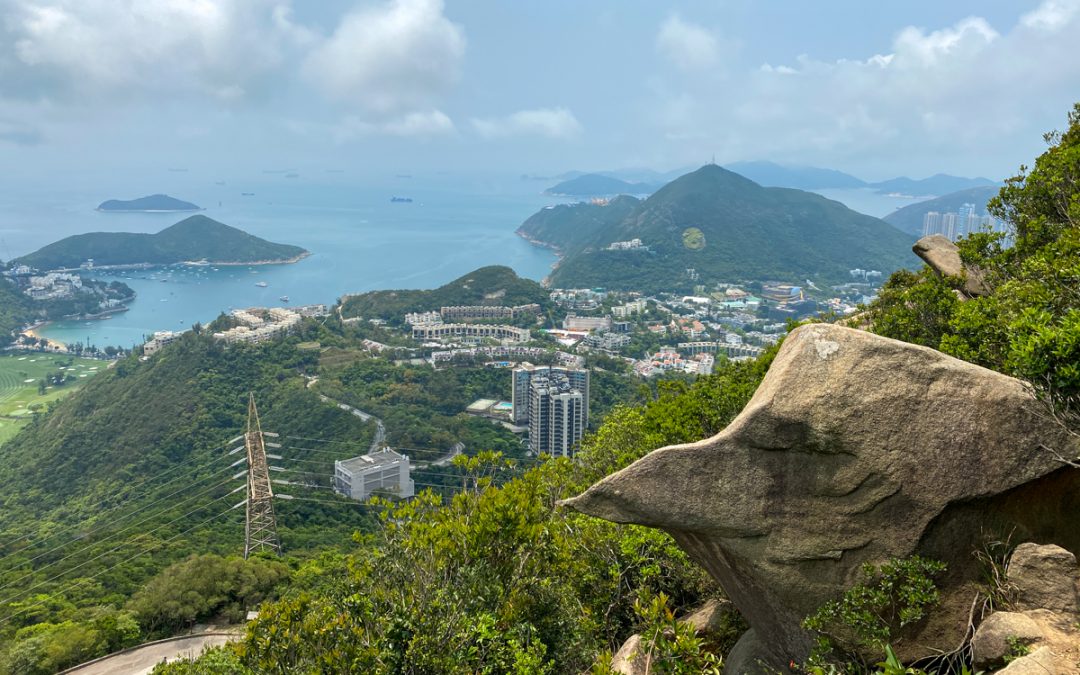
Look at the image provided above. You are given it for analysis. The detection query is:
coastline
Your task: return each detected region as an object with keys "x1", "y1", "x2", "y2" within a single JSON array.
[
  {"x1": 515, "y1": 230, "x2": 563, "y2": 285},
  {"x1": 22, "y1": 323, "x2": 67, "y2": 350},
  {"x1": 45, "y1": 251, "x2": 311, "y2": 274}
]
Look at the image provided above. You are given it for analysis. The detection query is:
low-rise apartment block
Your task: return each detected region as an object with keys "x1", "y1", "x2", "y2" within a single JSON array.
[
  {"x1": 334, "y1": 448, "x2": 415, "y2": 501},
  {"x1": 411, "y1": 323, "x2": 531, "y2": 344}
]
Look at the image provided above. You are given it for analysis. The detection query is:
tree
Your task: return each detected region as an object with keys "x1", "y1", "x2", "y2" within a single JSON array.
[{"x1": 869, "y1": 102, "x2": 1080, "y2": 459}]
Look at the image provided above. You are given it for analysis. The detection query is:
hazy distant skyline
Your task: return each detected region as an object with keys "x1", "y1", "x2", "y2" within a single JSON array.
[{"x1": 1, "y1": 0, "x2": 1078, "y2": 181}]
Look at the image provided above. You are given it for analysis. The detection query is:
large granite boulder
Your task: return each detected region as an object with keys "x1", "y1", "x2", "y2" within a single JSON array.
[{"x1": 563, "y1": 324, "x2": 1080, "y2": 671}]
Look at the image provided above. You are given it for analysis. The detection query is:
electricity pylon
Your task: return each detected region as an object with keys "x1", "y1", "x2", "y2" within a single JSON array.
[{"x1": 244, "y1": 393, "x2": 280, "y2": 558}]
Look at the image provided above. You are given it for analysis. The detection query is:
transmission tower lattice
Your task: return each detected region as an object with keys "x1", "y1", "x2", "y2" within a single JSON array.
[{"x1": 244, "y1": 393, "x2": 280, "y2": 558}]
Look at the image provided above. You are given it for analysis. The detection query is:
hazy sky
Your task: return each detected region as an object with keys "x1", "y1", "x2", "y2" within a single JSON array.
[{"x1": 0, "y1": 0, "x2": 1077, "y2": 181}]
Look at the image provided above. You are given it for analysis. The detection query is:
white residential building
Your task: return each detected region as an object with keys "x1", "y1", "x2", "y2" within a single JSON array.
[{"x1": 334, "y1": 448, "x2": 415, "y2": 501}]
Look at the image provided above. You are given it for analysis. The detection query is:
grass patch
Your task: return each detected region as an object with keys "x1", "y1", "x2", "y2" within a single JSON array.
[
  {"x1": 682, "y1": 227, "x2": 706, "y2": 250},
  {"x1": 0, "y1": 353, "x2": 103, "y2": 445}
]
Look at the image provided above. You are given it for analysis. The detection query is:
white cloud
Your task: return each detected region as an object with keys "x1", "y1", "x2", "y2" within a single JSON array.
[
  {"x1": 471, "y1": 108, "x2": 582, "y2": 140},
  {"x1": 303, "y1": 0, "x2": 465, "y2": 117},
  {"x1": 892, "y1": 17, "x2": 998, "y2": 68},
  {"x1": 334, "y1": 109, "x2": 455, "y2": 141},
  {"x1": 0, "y1": 0, "x2": 303, "y2": 100},
  {"x1": 1021, "y1": 0, "x2": 1080, "y2": 30},
  {"x1": 653, "y1": 10, "x2": 1080, "y2": 174},
  {"x1": 656, "y1": 15, "x2": 719, "y2": 71}
]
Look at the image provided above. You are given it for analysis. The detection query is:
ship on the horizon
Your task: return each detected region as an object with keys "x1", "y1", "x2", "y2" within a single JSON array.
[{"x1": 390, "y1": 196, "x2": 413, "y2": 203}]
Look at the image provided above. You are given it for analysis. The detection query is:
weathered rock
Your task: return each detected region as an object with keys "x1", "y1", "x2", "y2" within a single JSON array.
[
  {"x1": 683, "y1": 598, "x2": 732, "y2": 635},
  {"x1": 610, "y1": 600, "x2": 735, "y2": 674},
  {"x1": 971, "y1": 612, "x2": 1044, "y2": 670},
  {"x1": 997, "y1": 646, "x2": 1060, "y2": 674},
  {"x1": 562, "y1": 324, "x2": 1080, "y2": 667},
  {"x1": 611, "y1": 634, "x2": 647, "y2": 675},
  {"x1": 724, "y1": 629, "x2": 772, "y2": 675},
  {"x1": 1009, "y1": 543, "x2": 1080, "y2": 615},
  {"x1": 912, "y1": 234, "x2": 989, "y2": 297}
]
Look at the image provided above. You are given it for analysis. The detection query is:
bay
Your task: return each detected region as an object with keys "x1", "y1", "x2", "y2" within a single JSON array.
[{"x1": 0, "y1": 172, "x2": 559, "y2": 348}]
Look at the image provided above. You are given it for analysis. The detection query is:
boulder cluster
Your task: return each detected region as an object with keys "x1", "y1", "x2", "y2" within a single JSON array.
[{"x1": 970, "y1": 543, "x2": 1080, "y2": 673}]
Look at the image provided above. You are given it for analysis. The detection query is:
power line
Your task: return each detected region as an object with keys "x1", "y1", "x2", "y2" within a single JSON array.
[
  {"x1": 0, "y1": 489, "x2": 239, "y2": 610},
  {"x1": 0, "y1": 462, "x2": 238, "y2": 577},
  {"x1": 0, "y1": 478, "x2": 236, "y2": 602},
  {"x1": 0, "y1": 439, "x2": 239, "y2": 562},
  {"x1": 0, "y1": 507, "x2": 244, "y2": 627}
]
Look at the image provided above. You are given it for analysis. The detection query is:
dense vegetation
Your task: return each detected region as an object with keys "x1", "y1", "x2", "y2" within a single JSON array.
[
  {"x1": 520, "y1": 165, "x2": 918, "y2": 293},
  {"x1": 97, "y1": 194, "x2": 201, "y2": 212},
  {"x1": 0, "y1": 278, "x2": 33, "y2": 347},
  {"x1": 882, "y1": 186, "x2": 1000, "y2": 236},
  {"x1": 15, "y1": 215, "x2": 306, "y2": 270},
  {"x1": 340, "y1": 265, "x2": 552, "y2": 323},
  {"x1": 516, "y1": 195, "x2": 641, "y2": 255},
  {"x1": 866, "y1": 103, "x2": 1080, "y2": 437},
  {"x1": 163, "y1": 105, "x2": 1079, "y2": 674},
  {"x1": 0, "y1": 328, "x2": 381, "y2": 672},
  {"x1": 155, "y1": 353, "x2": 775, "y2": 674}
]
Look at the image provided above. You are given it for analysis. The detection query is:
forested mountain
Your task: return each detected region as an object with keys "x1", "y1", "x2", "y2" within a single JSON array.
[
  {"x1": 520, "y1": 165, "x2": 917, "y2": 292},
  {"x1": 15, "y1": 215, "x2": 307, "y2": 270},
  {"x1": 0, "y1": 327, "x2": 378, "y2": 671},
  {"x1": 340, "y1": 265, "x2": 551, "y2": 322},
  {"x1": 517, "y1": 195, "x2": 641, "y2": 253},
  {"x1": 883, "y1": 186, "x2": 1000, "y2": 235}
]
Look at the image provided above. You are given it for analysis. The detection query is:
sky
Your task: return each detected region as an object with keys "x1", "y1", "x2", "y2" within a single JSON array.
[{"x1": 0, "y1": 0, "x2": 1078, "y2": 181}]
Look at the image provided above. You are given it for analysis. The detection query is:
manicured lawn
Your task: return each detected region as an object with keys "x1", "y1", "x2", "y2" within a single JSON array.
[{"x1": 0, "y1": 353, "x2": 105, "y2": 445}]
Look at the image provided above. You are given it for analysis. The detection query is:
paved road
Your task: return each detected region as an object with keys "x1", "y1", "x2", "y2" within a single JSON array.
[{"x1": 63, "y1": 633, "x2": 236, "y2": 675}]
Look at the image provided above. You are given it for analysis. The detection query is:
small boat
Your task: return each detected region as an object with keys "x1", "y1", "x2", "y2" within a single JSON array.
[
  {"x1": 255, "y1": 281, "x2": 268, "y2": 288},
  {"x1": 279, "y1": 295, "x2": 290, "y2": 303}
]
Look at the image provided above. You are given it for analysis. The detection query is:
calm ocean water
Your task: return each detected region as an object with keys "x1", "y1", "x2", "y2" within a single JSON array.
[
  {"x1": 0, "y1": 172, "x2": 560, "y2": 348},
  {"x1": 0, "y1": 171, "x2": 917, "y2": 349}
]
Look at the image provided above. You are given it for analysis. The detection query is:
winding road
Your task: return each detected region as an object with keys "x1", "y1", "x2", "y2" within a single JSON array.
[{"x1": 61, "y1": 632, "x2": 239, "y2": 675}]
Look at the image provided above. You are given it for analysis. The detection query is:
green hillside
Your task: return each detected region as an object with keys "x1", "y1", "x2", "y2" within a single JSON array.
[
  {"x1": 341, "y1": 265, "x2": 550, "y2": 323},
  {"x1": 0, "y1": 278, "x2": 34, "y2": 347},
  {"x1": 883, "y1": 186, "x2": 1000, "y2": 235},
  {"x1": 520, "y1": 165, "x2": 918, "y2": 292},
  {"x1": 15, "y1": 215, "x2": 307, "y2": 270},
  {"x1": 516, "y1": 195, "x2": 641, "y2": 253}
]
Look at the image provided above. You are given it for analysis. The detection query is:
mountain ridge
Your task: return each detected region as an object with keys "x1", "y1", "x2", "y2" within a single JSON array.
[{"x1": 522, "y1": 164, "x2": 918, "y2": 292}]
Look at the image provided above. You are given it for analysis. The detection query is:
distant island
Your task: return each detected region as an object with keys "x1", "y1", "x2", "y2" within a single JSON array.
[
  {"x1": 97, "y1": 194, "x2": 202, "y2": 212},
  {"x1": 723, "y1": 160, "x2": 998, "y2": 196},
  {"x1": 545, "y1": 174, "x2": 658, "y2": 197},
  {"x1": 520, "y1": 164, "x2": 917, "y2": 292},
  {"x1": 15, "y1": 215, "x2": 308, "y2": 271}
]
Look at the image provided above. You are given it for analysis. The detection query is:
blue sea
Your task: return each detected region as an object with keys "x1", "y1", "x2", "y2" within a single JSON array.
[
  {"x1": 0, "y1": 171, "x2": 918, "y2": 349},
  {"x1": 0, "y1": 171, "x2": 561, "y2": 348}
]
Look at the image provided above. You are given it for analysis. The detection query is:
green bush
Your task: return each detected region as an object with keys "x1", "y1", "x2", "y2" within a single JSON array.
[{"x1": 803, "y1": 556, "x2": 947, "y2": 668}]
